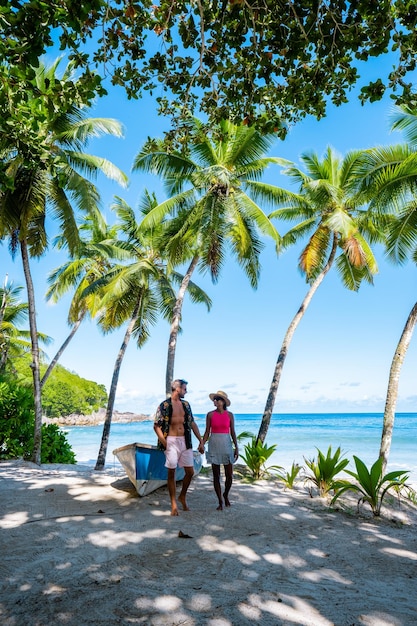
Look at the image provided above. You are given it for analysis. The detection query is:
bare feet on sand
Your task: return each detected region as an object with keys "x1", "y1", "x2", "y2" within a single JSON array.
[
  {"x1": 223, "y1": 493, "x2": 231, "y2": 507},
  {"x1": 216, "y1": 502, "x2": 223, "y2": 511},
  {"x1": 178, "y1": 494, "x2": 190, "y2": 511}
]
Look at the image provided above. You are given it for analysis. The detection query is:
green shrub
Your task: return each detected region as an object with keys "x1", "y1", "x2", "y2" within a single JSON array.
[
  {"x1": 40, "y1": 423, "x2": 76, "y2": 464},
  {"x1": 304, "y1": 445, "x2": 350, "y2": 497},
  {"x1": 0, "y1": 377, "x2": 35, "y2": 460},
  {"x1": 276, "y1": 462, "x2": 302, "y2": 489},
  {"x1": 240, "y1": 437, "x2": 282, "y2": 480},
  {"x1": 331, "y1": 456, "x2": 409, "y2": 516},
  {"x1": 0, "y1": 375, "x2": 76, "y2": 464}
]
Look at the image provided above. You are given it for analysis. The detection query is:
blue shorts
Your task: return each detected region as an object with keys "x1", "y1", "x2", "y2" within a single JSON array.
[{"x1": 164, "y1": 436, "x2": 194, "y2": 469}]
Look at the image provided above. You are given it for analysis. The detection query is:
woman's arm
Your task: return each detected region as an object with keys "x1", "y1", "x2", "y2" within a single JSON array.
[
  {"x1": 202, "y1": 412, "x2": 212, "y2": 445},
  {"x1": 229, "y1": 412, "x2": 239, "y2": 459}
]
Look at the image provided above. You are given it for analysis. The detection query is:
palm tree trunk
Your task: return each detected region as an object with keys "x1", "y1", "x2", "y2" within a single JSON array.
[
  {"x1": 20, "y1": 240, "x2": 43, "y2": 465},
  {"x1": 256, "y1": 237, "x2": 338, "y2": 444},
  {"x1": 95, "y1": 297, "x2": 142, "y2": 470},
  {"x1": 0, "y1": 279, "x2": 8, "y2": 370},
  {"x1": 165, "y1": 254, "x2": 199, "y2": 396},
  {"x1": 40, "y1": 313, "x2": 85, "y2": 388},
  {"x1": 0, "y1": 276, "x2": 8, "y2": 324},
  {"x1": 379, "y1": 301, "x2": 417, "y2": 475},
  {"x1": 0, "y1": 349, "x2": 8, "y2": 372}
]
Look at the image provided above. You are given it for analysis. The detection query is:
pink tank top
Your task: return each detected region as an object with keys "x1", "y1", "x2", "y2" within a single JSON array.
[{"x1": 211, "y1": 410, "x2": 230, "y2": 434}]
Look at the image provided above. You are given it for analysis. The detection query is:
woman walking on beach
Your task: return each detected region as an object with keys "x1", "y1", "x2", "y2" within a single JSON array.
[{"x1": 202, "y1": 390, "x2": 239, "y2": 510}]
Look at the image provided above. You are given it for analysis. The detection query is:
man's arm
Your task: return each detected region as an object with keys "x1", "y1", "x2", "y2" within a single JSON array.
[
  {"x1": 154, "y1": 423, "x2": 167, "y2": 449},
  {"x1": 154, "y1": 401, "x2": 169, "y2": 448}
]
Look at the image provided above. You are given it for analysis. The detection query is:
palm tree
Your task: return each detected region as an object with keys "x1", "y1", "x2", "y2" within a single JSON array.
[
  {"x1": 0, "y1": 278, "x2": 51, "y2": 372},
  {"x1": 133, "y1": 118, "x2": 286, "y2": 395},
  {"x1": 91, "y1": 193, "x2": 209, "y2": 470},
  {"x1": 0, "y1": 59, "x2": 127, "y2": 464},
  {"x1": 256, "y1": 146, "x2": 384, "y2": 444},
  {"x1": 353, "y1": 104, "x2": 417, "y2": 473},
  {"x1": 0, "y1": 278, "x2": 27, "y2": 370},
  {"x1": 42, "y1": 212, "x2": 127, "y2": 387},
  {"x1": 151, "y1": 209, "x2": 213, "y2": 393}
]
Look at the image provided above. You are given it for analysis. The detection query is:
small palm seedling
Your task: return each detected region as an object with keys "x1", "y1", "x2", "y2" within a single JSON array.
[
  {"x1": 304, "y1": 445, "x2": 349, "y2": 497},
  {"x1": 405, "y1": 485, "x2": 417, "y2": 506},
  {"x1": 237, "y1": 430, "x2": 255, "y2": 443},
  {"x1": 239, "y1": 437, "x2": 282, "y2": 481},
  {"x1": 276, "y1": 462, "x2": 302, "y2": 489},
  {"x1": 331, "y1": 456, "x2": 409, "y2": 516}
]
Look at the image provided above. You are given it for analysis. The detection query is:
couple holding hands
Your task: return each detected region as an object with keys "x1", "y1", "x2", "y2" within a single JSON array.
[{"x1": 154, "y1": 379, "x2": 239, "y2": 516}]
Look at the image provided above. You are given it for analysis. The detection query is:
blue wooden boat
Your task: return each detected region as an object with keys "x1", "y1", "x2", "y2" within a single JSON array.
[{"x1": 113, "y1": 442, "x2": 203, "y2": 496}]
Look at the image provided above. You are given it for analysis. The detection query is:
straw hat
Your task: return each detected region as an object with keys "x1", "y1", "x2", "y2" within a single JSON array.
[{"x1": 209, "y1": 390, "x2": 231, "y2": 407}]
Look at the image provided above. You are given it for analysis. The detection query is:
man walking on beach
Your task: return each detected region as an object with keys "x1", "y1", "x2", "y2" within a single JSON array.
[{"x1": 154, "y1": 379, "x2": 204, "y2": 515}]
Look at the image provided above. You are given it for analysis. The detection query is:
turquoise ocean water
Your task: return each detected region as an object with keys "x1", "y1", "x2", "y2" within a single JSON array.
[{"x1": 65, "y1": 412, "x2": 417, "y2": 483}]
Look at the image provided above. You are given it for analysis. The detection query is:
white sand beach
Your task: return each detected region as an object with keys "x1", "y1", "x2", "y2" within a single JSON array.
[{"x1": 1, "y1": 460, "x2": 417, "y2": 626}]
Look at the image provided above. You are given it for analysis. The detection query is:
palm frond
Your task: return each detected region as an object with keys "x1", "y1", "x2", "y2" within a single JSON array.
[
  {"x1": 233, "y1": 191, "x2": 281, "y2": 245},
  {"x1": 335, "y1": 252, "x2": 375, "y2": 291},
  {"x1": 299, "y1": 226, "x2": 331, "y2": 277},
  {"x1": 386, "y1": 201, "x2": 417, "y2": 264},
  {"x1": 245, "y1": 181, "x2": 301, "y2": 210},
  {"x1": 280, "y1": 217, "x2": 318, "y2": 250},
  {"x1": 26, "y1": 209, "x2": 48, "y2": 257},
  {"x1": 356, "y1": 209, "x2": 393, "y2": 245},
  {"x1": 169, "y1": 272, "x2": 212, "y2": 309},
  {"x1": 268, "y1": 200, "x2": 314, "y2": 222},
  {"x1": 112, "y1": 196, "x2": 141, "y2": 240},
  {"x1": 228, "y1": 214, "x2": 263, "y2": 288},
  {"x1": 130, "y1": 292, "x2": 160, "y2": 347},
  {"x1": 133, "y1": 149, "x2": 196, "y2": 185},
  {"x1": 344, "y1": 231, "x2": 378, "y2": 274},
  {"x1": 323, "y1": 207, "x2": 356, "y2": 239},
  {"x1": 235, "y1": 156, "x2": 290, "y2": 182},
  {"x1": 138, "y1": 189, "x2": 197, "y2": 229},
  {"x1": 62, "y1": 151, "x2": 129, "y2": 187},
  {"x1": 353, "y1": 145, "x2": 416, "y2": 198},
  {"x1": 199, "y1": 225, "x2": 226, "y2": 282},
  {"x1": 57, "y1": 118, "x2": 125, "y2": 147},
  {"x1": 47, "y1": 185, "x2": 82, "y2": 254},
  {"x1": 46, "y1": 260, "x2": 88, "y2": 301},
  {"x1": 221, "y1": 124, "x2": 277, "y2": 167},
  {"x1": 389, "y1": 104, "x2": 417, "y2": 148}
]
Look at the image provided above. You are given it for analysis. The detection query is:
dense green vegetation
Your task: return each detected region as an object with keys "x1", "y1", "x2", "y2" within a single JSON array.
[
  {"x1": 0, "y1": 376, "x2": 35, "y2": 460},
  {"x1": 1, "y1": 1, "x2": 416, "y2": 152},
  {"x1": 42, "y1": 365, "x2": 107, "y2": 418},
  {"x1": 0, "y1": 375, "x2": 76, "y2": 463},
  {"x1": 0, "y1": 356, "x2": 107, "y2": 462},
  {"x1": 11, "y1": 357, "x2": 107, "y2": 418}
]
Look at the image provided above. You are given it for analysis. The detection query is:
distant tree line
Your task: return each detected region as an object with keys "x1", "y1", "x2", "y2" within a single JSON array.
[
  {"x1": 42, "y1": 365, "x2": 107, "y2": 418},
  {"x1": 11, "y1": 356, "x2": 108, "y2": 418},
  {"x1": 0, "y1": 355, "x2": 107, "y2": 462}
]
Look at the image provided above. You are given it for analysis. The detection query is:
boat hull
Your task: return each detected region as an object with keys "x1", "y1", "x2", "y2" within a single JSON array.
[{"x1": 113, "y1": 442, "x2": 202, "y2": 496}]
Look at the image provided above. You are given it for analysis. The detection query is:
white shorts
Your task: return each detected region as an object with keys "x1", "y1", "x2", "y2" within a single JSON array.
[{"x1": 164, "y1": 436, "x2": 194, "y2": 469}]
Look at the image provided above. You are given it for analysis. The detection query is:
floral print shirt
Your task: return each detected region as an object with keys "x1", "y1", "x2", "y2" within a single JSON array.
[{"x1": 154, "y1": 397, "x2": 194, "y2": 451}]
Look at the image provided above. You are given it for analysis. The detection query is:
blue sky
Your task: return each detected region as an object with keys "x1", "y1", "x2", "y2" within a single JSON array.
[{"x1": 2, "y1": 53, "x2": 417, "y2": 416}]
